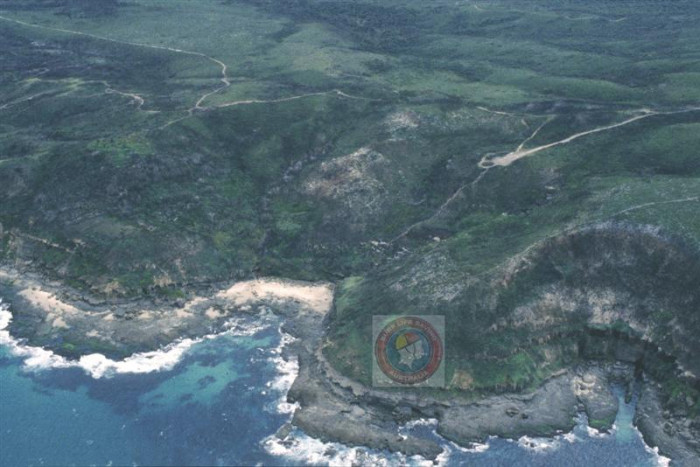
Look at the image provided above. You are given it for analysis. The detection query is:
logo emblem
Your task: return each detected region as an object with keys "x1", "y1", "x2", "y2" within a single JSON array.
[{"x1": 373, "y1": 316, "x2": 444, "y2": 386}]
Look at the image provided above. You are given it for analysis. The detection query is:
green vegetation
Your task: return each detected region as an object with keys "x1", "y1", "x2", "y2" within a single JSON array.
[{"x1": 0, "y1": 0, "x2": 699, "y2": 408}]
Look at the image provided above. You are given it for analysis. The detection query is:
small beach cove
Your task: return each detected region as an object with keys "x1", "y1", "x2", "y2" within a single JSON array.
[
  {"x1": 0, "y1": 296, "x2": 670, "y2": 466},
  {"x1": 0, "y1": 269, "x2": 675, "y2": 466}
]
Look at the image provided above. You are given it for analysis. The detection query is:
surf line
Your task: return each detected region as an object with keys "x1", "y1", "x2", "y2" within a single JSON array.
[
  {"x1": 0, "y1": 299, "x2": 267, "y2": 379},
  {"x1": 0, "y1": 277, "x2": 332, "y2": 378}
]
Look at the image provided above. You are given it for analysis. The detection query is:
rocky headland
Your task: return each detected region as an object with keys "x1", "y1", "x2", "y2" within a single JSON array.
[{"x1": 2, "y1": 236, "x2": 699, "y2": 465}]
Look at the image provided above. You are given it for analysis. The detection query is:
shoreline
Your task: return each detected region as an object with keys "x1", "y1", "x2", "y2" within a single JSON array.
[
  {"x1": 0, "y1": 263, "x2": 697, "y2": 464},
  {"x1": 0, "y1": 264, "x2": 333, "y2": 361}
]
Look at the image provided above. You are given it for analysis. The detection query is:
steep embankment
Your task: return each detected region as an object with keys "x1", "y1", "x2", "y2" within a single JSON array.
[
  {"x1": 496, "y1": 223, "x2": 700, "y2": 379},
  {"x1": 325, "y1": 221, "x2": 700, "y2": 460}
]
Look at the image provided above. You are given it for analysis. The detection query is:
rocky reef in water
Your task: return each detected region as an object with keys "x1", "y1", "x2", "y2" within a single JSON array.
[{"x1": 1, "y1": 223, "x2": 698, "y2": 463}]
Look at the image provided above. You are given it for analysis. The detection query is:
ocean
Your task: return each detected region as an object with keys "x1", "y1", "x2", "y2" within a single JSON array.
[{"x1": 0, "y1": 300, "x2": 670, "y2": 466}]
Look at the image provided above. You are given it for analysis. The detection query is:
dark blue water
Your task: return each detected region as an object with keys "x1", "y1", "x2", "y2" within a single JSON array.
[
  {"x1": 399, "y1": 387, "x2": 665, "y2": 467},
  {"x1": 0, "y1": 310, "x2": 668, "y2": 466}
]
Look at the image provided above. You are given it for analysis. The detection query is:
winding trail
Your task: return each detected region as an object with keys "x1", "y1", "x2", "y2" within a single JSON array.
[
  {"x1": 475, "y1": 195, "x2": 700, "y2": 279},
  {"x1": 213, "y1": 89, "x2": 371, "y2": 109},
  {"x1": 0, "y1": 91, "x2": 54, "y2": 111},
  {"x1": 160, "y1": 89, "x2": 375, "y2": 129},
  {"x1": 612, "y1": 196, "x2": 699, "y2": 217},
  {"x1": 391, "y1": 116, "x2": 548, "y2": 242},
  {"x1": 515, "y1": 117, "x2": 551, "y2": 152},
  {"x1": 0, "y1": 14, "x2": 231, "y2": 111},
  {"x1": 479, "y1": 107, "x2": 700, "y2": 169},
  {"x1": 391, "y1": 177, "x2": 476, "y2": 242},
  {"x1": 1, "y1": 78, "x2": 148, "y2": 112},
  {"x1": 476, "y1": 106, "x2": 520, "y2": 118},
  {"x1": 191, "y1": 59, "x2": 231, "y2": 112},
  {"x1": 102, "y1": 81, "x2": 146, "y2": 110},
  {"x1": 392, "y1": 105, "x2": 700, "y2": 242},
  {"x1": 13, "y1": 232, "x2": 76, "y2": 254},
  {"x1": 1, "y1": 14, "x2": 375, "y2": 128}
]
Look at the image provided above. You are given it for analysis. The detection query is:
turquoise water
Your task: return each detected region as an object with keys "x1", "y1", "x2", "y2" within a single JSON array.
[
  {"x1": 0, "y1": 310, "x2": 667, "y2": 466},
  {"x1": 0, "y1": 314, "x2": 291, "y2": 466}
]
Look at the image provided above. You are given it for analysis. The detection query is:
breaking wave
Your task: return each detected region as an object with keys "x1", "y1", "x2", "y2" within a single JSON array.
[
  {"x1": 0, "y1": 299, "x2": 267, "y2": 379},
  {"x1": 0, "y1": 299, "x2": 676, "y2": 467},
  {"x1": 262, "y1": 427, "x2": 438, "y2": 467},
  {"x1": 266, "y1": 327, "x2": 300, "y2": 415}
]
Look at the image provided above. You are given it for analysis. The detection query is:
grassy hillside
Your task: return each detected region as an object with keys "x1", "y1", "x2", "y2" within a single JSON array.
[{"x1": 1, "y1": 0, "x2": 699, "y2": 412}]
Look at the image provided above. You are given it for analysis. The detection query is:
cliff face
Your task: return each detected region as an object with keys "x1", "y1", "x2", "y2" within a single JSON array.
[
  {"x1": 327, "y1": 222, "x2": 699, "y2": 447},
  {"x1": 1, "y1": 0, "x2": 699, "y2": 461},
  {"x1": 330, "y1": 222, "x2": 699, "y2": 377},
  {"x1": 321, "y1": 221, "x2": 700, "y2": 459},
  {"x1": 495, "y1": 222, "x2": 700, "y2": 378}
]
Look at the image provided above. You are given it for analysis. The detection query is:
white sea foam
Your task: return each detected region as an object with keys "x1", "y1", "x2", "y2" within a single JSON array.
[
  {"x1": 264, "y1": 415, "x2": 448, "y2": 466},
  {"x1": 644, "y1": 445, "x2": 672, "y2": 467},
  {"x1": 457, "y1": 441, "x2": 491, "y2": 454},
  {"x1": 263, "y1": 428, "x2": 436, "y2": 467},
  {"x1": 1, "y1": 298, "x2": 679, "y2": 466},
  {"x1": 517, "y1": 435, "x2": 560, "y2": 452},
  {"x1": 400, "y1": 417, "x2": 440, "y2": 430},
  {"x1": 262, "y1": 393, "x2": 678, "y2": 466},
  {"x1": 266, "y1": 328, "x2": 300, "y2": 414},
  {"x1": 0, "y1": 299, "x2": 266, "y2": 379},
  {"x1": 432, "y1": 441, "x2": 489, "y2": 466},
  {"x1": 399, "y1": 417, "x2": 493, "y2": 463},
  {"x1": 585, "y1": 425, "x2": 611, "y2": 439},
  {"x1": 402, "y1": 417, "x2": 493, "y2": 456},
  {"x1": 632, "y1": 421, "x2": 672, "y2": 467}
]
